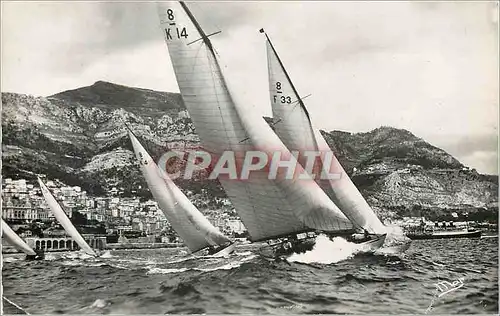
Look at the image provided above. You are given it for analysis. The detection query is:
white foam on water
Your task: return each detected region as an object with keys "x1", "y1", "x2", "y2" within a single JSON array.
[
  {"x1": 382, "y1": 225, "x2": 411, "y2": 246},
  {"x1": 163, "y1": 253, "x2": 220, "y2": 265},
  {"x1": 90, "y1": 299, "x2": 109, "y2": 309},
  {"x1": 147, "y1": 267, "x2": 189, "y2": 275},
  {"x1": 3, "y1": 257, "x2": 20, "y2": 263},
  {"x1": 44, "y1": 253, "x2": 59, "y2": 261},
  {"x1": 194, "y1": 254, "x2": 257, "y2": 272},
  {"x1": 106, "y1": 263, "x2": 132, "y2": 270},
  {"x1": 61, "y1": 260, "x2": 82, "y2": 266},
  {"x1": 78, "y1": 252, "x2": 96, "y2": 260},
  {"x1": 146, "y1": 253, "x2": 257, "y2": 274},
  {"x1": 99, "y1": 250, "x2": 113, "y2": 258},
  {"x1": 375, "y1": 246, "x2": 407, "y2": 256},
  {"x1": 164, "y1": 256, "x2": 198, "y2": 264},
  {"x1": 287, "y1": 235, "x2": 357, "y2": 264}
]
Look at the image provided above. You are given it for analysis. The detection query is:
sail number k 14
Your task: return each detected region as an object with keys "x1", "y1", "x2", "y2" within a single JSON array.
[
  {"x1": 165, "y1": 27, "x2": 188, "y2": 40},
  {"x1": 164, "y1": 9, "x2": 188, "y2": 40}
]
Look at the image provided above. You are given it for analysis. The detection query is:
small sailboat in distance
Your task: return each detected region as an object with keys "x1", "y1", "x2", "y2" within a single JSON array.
[
  {"x1": 157, "y1": 1, "x2": 354, "y2": 260},
  {"x1": 261, "y1": 29, "x2": 395, "y2": 252},
  {"x1": 127, "y1": 128, "x2": 235, "y2": 257},
  {"x1": 37, "y1": 177, "x2": 98, "y2": 257},
  {"x1": 2, "y1": 218, "x2": 43, "y2": 260}
]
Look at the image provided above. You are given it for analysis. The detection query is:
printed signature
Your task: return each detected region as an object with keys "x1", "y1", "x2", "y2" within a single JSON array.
[
  {"x1": 425, "y1": 277, "x2": 465, "y2": 314},
  {"x1": 434, "y1": 277, "x2": 465, "y2": 297}
]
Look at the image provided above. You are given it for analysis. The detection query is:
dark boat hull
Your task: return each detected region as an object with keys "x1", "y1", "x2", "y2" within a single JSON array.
[
  {"x1": 407, "y1": 230, "x2": 481, "y2": 240},
  {"x1": 25, "y1": 250, "x2": 44, "y2": 261}
]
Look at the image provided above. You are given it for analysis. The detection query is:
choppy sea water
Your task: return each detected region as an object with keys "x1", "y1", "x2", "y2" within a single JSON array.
[{"x1": 2, "y1": 236, "x2": 498, "y2": 314}]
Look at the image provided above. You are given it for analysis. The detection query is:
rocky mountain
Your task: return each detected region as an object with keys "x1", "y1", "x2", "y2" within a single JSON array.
[
  {"x1": 2, "y1": 81, "x2": 497, "y2": 221},
  {"x1": 320, "y1": 128, "x2": 498, "y2": 220}
]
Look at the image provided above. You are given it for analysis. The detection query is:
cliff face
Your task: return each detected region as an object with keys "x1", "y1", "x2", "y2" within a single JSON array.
[
  {"x1": 320, "y1": 128, "x2": 497, "y2": 219},
  {"x1": 2, "y1": 81, "x2": 497, "y2": 220}
]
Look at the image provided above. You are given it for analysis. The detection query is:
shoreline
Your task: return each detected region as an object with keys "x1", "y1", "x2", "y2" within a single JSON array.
[
  {"x1": 1, "y1": 242, "x2": 185, "y2": 254},
  {"x1": 105, "y1": 242, "x2": 184, "y2": 250}
]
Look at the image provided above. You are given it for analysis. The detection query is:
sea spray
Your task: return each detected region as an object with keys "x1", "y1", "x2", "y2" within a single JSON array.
[
  {"x1": 147, "y1": 267, "x2": 189, "y2": 275},
  {"x1": 383, "y1": 225, "x2": 411, "y2": 246},
  {"x1": 2, "y1": 256, "x2": 20, "y2": 263},
  {"x1": 90, "y1": 299, "x2": 109, "y2": 309},
  {"x1": 287, "y1": 235, "x2": 357, "y2": 264},
  {"x1": 99, "y1": 250, "x2": 113, "y2": 259},
  {"x1": 373, "y1": 225, "x2": 412, "y2": 255}
]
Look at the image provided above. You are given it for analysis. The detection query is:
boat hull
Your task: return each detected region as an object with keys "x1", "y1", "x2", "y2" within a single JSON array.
[
  {"x1": 192, "y1": 242, "x2": 237, "y2": 258},
  {"x1": 25, "y1": 251, "x2": 44, "y2": 261},
  {"x1": 407, "y1": 230, "x2": 481, "y2": 240},
  {"x1": 210, "y1": 242, "x2": 237, "y2": 258},
  {"x1": 354, "y1": 234, "x2": 387, "y2": 253},
  {"x1": 377, "y1": 240, "x2": 412, "y2": 255}
]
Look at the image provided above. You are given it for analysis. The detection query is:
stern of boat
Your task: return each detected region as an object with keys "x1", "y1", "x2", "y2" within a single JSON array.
[
  {"x1": 25, "y1": 249, "x2": 44, "y2": 261},
  {"x1": 210, "y1": 242, "x2": 237, "y2": 258},
  {"x1": 356, "y1": 234, "x2": 387, "y2": 253}
]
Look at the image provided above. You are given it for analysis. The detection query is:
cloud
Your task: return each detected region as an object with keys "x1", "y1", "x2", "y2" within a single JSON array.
[{"x1": 430, "y1": 133, "x2": 498, "y2": 175}]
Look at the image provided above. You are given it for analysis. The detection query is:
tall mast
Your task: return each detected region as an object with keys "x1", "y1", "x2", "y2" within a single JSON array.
[
  {"x1": 262, "y1": 29, "x2": 387, "y2": 235},
  {"x1": 179, "y1": 1, "x2": 216, "y2": 54},
  {"x1": 157, "y1": 1, "x2": 353, "y2": 242}
]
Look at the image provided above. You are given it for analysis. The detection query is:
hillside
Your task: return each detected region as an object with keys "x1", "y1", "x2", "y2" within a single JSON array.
[{"x1": 2, "y1": 81, "x2": 497, "y2": 221}]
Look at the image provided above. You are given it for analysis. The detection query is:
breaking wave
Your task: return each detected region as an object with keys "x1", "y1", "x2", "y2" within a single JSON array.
[
  {"x1": 287, "y1": 235, "x2": 357, "y2": 264},
  {"x1": 383, "y1": 225, "x2": 411, "y2": 246},
  {"x1": 2, "y1": 256, "x2": 21, "y2": 263},
  {"x1": 147, "y1": 267, "x2": 189, "y2": 274}
]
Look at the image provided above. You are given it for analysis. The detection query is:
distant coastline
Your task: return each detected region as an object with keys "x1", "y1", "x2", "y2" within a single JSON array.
[{"x1": 2, "y1": 242, "x2": 185, "y2": 254}]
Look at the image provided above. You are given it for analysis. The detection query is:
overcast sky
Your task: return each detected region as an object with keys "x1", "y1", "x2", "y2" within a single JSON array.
[{"x1": 2, "y1": 1, "x2": 498, "y2": 174}]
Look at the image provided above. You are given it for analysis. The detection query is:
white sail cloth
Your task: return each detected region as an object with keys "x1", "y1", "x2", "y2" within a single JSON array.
[
  {"x1": 128, "y1": 130, "x2": 230, "y2": 253},
  {"x1": 156, "y1": 1, "x2": 353, "y2": 242},
  {"x1": 264, "y1": 34, "x2": 386, "y2": 235},
  {"x1": 37, "y1": 178, "x2": 96, "y2": 256},
  {"x1": 1, "y1": 219, "x2": 37, "y2": 255}
]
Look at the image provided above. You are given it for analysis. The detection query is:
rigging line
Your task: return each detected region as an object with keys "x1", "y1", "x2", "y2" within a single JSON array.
[
  {"x1": 3, "y1": 296, "x2": 31, "y2": 315},
  {"x1": 181, "y1": 1, "x2": 243, "y2": 153},
  {"x1": 266, "y1": 45, "x2": 311, "y2": 129},
  {"x1": 191, "y1": 2, "x2": 223, "y2": 57},
  {"x1": 187, "y1": 31, "x2": 221, "y2": 46},
  {"x1": 206, "y1": 49, "x2": 232, "y2": 153},
  {"x1": 262, "y1": 29, "x2": 311, "y2": 121},
  {"x1": 201, "y1": 32, "x2": 258, "y2": 231},
  {"x1": 264, "y1": 30, "x2": 327, "y2": 179}
]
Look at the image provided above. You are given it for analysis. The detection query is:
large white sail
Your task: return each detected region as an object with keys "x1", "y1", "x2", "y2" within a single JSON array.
[
  {"x1": 263, "y1": 31, "x2": 386, "y2": 235},
  {"x1": 37, "y1": 178, "x2": 96, "y2": 256},
  {"x1": 128, "y1": 130, "x2": 231, "y2": 252},
  {"x1": 1, "y1": 219, "x2": 36, "y2": 256},
  {"x1": 157, "y1": 1, "x2": 353, "y2": 242}
]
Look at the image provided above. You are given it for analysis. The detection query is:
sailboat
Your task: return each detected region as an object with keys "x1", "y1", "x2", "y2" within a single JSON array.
[
  {"x1": 261, "y1": 29, "x2": 410, "y2": 251},
  {"x1": 127, "y1": 128, "x2": 235, "y2": 257},
  {"x1": 156, "y1": 1, "x2": 354, "y2": 259},
  {"x1": 2, "y1": 219, "x2": 43, "y2": 260},
  {"x1": 37, "y1": 177, "x2": 98, "y2": 257}
]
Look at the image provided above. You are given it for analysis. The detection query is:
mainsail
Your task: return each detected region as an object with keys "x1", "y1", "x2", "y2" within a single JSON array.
[
  {"x1": 263, "y1": 30, "x2": 386, "y2": 235},
  {"x1": 128, "y1": 130, "x2": 231, "y2": 253},
  {"x1": 157, "y1": 1, "x2": 353, "y2": 242},
  {"x1": 37, "y1": 177, "x2": 96, "y2": 256},
  {"x1": 1, "y1": 219, "x2": 36, "y2": 256}
]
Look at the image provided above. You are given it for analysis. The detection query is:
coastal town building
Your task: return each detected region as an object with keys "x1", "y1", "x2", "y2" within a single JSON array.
[{"x1": 1, "y1": 178, "x2": 248, "y2": 239}]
